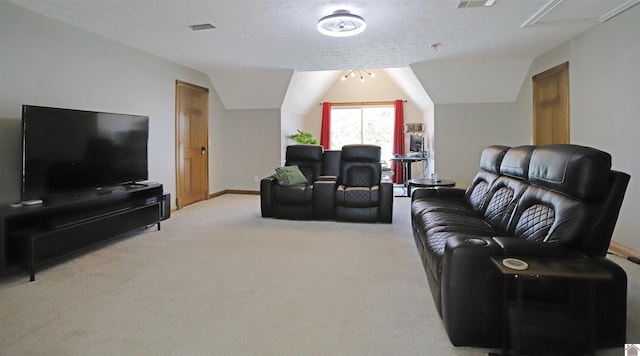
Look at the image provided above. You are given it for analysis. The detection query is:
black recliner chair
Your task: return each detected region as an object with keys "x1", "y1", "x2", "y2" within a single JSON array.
[
  {"x1": 260, "y1": 145, "x2": 323, "y2": 220},
  {"x1": 334, "y1": 145, "x2": 393, "y2": 223}
]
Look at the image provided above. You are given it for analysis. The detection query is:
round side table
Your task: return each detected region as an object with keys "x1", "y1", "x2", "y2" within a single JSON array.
[{"x1": 407, "y1": 178, "x2": 456, "y2": 197}]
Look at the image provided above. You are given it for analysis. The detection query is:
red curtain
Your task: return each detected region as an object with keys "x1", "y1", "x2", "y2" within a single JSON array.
[
  {"x1": 320, "y1": 102, "x2": 331, "y2": 149},
  {"x1": 392, "y1": 99, "x2": 405, "y2": 184}
]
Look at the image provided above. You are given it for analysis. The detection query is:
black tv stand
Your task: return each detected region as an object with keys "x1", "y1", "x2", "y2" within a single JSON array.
[
  {"x1": 122, "y1": 182, "x2": 149, "y2": 188},
  {"x1": 0, "y1": 183, "x2": 165, "y2": 281},
  {"x1": 96, "y1": 187, "x2": 113, "y2": 195}
]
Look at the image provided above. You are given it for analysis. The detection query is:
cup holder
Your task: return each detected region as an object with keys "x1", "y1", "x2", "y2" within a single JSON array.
[{"x1": 464, "y1": 238, "x2": 488, "y2": 246}]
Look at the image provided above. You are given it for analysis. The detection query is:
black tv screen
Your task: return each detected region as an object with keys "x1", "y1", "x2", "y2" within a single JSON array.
[{"x1": 21, "y1": 105, "x2": 149, "y2": 201}]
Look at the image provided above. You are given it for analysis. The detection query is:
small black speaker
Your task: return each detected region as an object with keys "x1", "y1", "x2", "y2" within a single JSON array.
[{"x1": 161, "y1": 193, "x2": 171, "y2": 221}]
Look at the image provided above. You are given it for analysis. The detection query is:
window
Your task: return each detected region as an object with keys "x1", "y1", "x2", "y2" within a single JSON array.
[{"x1": 330, "y1": 106, "x2": 394, "y2": 161}]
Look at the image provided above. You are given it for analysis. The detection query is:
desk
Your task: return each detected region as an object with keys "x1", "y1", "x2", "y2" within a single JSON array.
[
  {"x1": 390, "y1": 155, "x2": 428, "y2": 196},
  {"x1": 490, "y1": 256, "x2": 612, "y2": 356},
  {"x1": 407, "y1": 178, "x2": 455, "y2": 197}
]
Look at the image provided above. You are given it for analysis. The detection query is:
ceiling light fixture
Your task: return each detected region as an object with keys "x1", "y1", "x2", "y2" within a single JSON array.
[
  {"x1": 341, "y1": 69, "x2": 375, "y2": 83},
  {"x1": 317, "y1": 10, "x2": 366, "y2": 37}
]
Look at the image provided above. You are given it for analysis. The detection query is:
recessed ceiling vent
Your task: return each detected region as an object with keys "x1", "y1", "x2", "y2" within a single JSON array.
[
  {"x1": 457, "y1": 0, "x2": 497, "y2": 8},
  {"x1": 189, "y1": 23, "x2": 216, "y2": 31}
]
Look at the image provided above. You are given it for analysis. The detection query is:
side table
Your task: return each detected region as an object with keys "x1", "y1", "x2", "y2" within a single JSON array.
[
  {"x1": 406, "y1": 178, "x2": 455, "y2": 197},
  {"x1": 490, "y1": 256, "x2": 612, "y2": 356}
]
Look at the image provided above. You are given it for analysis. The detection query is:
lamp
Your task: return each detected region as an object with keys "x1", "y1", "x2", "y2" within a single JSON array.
[
  {"x1": 317, "y1": 10, "x2": 366, "y2": 37},
  {"x1": 341, "y1": 69, "x2": 376, "y2": 83}
]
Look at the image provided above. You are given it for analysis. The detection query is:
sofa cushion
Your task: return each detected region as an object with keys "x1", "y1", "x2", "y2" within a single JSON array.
[
  {"x1": 340, "y1": 144, "x2": 381, "y2": 162},
  {"x1": 321, "y1": 150, "x2": 341, "y2": 177},
  {"x1": 479, "y1": 145, "x2": 510, "y2": 174},
  {"x1": 412, "y1": 146, "x2": 511, "y2": 219},
  {"x1": 339, "y1": 145, "x2": 381, "y2": 187},
  {"x1": 335, "y1": 186, "x2": 380, "y2": 208},
  {"x1": 528, "y1": 144, "x2": 611, "y2": 199},
  {"x1": 272, "y1": 184, "x2": 313, "y2": 205},
  {"x1": 464, "y1": 171, "x2": 498, "y2": 213},
  {"x1": 462, "y1": 145, "x2": 512, "y2": 213},
  {"x1": 499, "y1": 145, "x2": 535, "y2": 179},
  {"x1": 411, "y1": 195, "x2": 466, "y2": 219},
  {"x1": 285, "y1": 144, "x2": 324, "y2": 182},
  {"x1": 344, "y1": 165, "x2": 377, "y2": 187},
  {"x1": 509, "y1": 185, "x2": 586, "y2": 243},
  {"x1": 286, "y1": 144, "x2": 323, "y2": 161}
]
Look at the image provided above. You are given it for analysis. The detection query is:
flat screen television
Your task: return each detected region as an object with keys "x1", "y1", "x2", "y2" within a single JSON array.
[{"x1": 21, "y1": 105, "x2": 149, "y2": 201}]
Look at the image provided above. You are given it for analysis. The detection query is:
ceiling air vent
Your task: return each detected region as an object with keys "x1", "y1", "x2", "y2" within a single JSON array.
[
  {"x1": 189, "y1": 23, "x2": 216, "y2": 31},
  {"x1": 457, "y1": 0, "x2": 496, "y2": 8}
]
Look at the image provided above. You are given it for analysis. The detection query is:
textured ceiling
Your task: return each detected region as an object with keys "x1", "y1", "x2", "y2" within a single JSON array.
[{"x1": 8, "y1": 0, "x2": 639, "y2": 109}]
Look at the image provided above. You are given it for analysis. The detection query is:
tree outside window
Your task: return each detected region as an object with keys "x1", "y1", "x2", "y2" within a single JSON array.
[{"x1": 330, "y1": 106, "x2": 394, "y2": 162}]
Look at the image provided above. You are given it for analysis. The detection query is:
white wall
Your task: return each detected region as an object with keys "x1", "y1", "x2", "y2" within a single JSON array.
[
  {"x1": 515, "y1": 5, "x2": 640, "y2": 251},
  {"x1": 307, "y1": 70, "x2": 426, "y2": 141},
  {"x1": 223, "y1": 109, "x2": 281, "y2": 190},
  {"x1": 0, "y1": 1, "x2": 219, "y2": 207},
  {"x1": 280, "y1": 110, "x2": 306, "y2": 163},
  {"x1": 208, "y1": 88, "x2": 227, "y2": 194},
  {"x1": 411, "y1": 58, "x2": 532, "y2": 104},
  {"x1": 433, "y1": 103, "x2": 528, "y2": 188},
  {"x1": 304, "y1": 70, "x2": 429, "y2": 177}
]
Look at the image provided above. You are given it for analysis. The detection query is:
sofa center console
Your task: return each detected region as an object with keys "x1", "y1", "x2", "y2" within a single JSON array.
[{"x1": 0, "y1": 182, "x2": 167, "y2": 281}]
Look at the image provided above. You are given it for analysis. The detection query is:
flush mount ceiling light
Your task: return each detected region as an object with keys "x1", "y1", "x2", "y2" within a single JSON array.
[
  {"x1": 341, "y1": 69, "x2": 375, "y2": 83},
  {"x1": 317, "y1": 10, "x2": 366, "y2": 37}
]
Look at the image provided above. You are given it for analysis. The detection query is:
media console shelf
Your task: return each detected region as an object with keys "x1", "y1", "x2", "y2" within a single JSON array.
[{"x1": 0, "y1": 183, "x2": 165, "y2": 281}]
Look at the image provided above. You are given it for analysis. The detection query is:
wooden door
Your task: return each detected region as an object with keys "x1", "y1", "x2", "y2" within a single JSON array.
[
  {"x1": 175, "y1": 80, "x2": 209, "y2": 209},
  {"x1": 533, "y1": 62, "x2": 570, "y2": 145}
]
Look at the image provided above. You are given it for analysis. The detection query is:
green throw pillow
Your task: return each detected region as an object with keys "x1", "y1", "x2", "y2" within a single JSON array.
[{"x1": 273, "y1": 165, "x2": 308, "y2": 186}]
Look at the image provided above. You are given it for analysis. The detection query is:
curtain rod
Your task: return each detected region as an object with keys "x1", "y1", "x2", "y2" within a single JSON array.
[{"x1": 319, "y1": 100, "x2": 407, "y2": 106}]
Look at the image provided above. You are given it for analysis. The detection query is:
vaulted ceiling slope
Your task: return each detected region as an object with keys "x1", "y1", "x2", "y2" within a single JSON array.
[{"x1": 8, "y1": 0, "x2": 639, "y2": 109}]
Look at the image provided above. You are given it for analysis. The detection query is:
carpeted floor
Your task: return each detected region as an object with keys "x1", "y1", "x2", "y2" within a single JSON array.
[{"x1": 0, "y1": 194, "x2": 638, "y2": 355}]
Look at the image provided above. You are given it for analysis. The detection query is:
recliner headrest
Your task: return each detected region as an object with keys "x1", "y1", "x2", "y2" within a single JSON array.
[
  {"x1": 528, "y1": 144, "x2": 612, "y2": 199},
  {"x1": 341, "y1": 144, "x2": 381, "y2": 162},
  {"x1": 286, "y1": 145, "x2": 324, "y2": 162},
  {"x1": 500, "y1": 145, "x2": 535, "y2": 179},
  {"x1": 479, "y1": 145, "x2": 510, "y2": 174}
]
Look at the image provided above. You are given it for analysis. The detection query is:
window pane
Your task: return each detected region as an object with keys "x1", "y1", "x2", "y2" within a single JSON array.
[
  {"x1": 330, "y1": 108, "x2": 361, "y2": 150},
  {"x1": 330, "y1": 106, "x2": 394, "y2": 162},
  {"x1": 363, "y1": 107, "x2": 394, "y2": 162}
]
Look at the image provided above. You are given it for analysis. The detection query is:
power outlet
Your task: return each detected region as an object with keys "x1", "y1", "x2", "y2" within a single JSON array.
[
  {"x1": 459, "y1": 179, "x2": 467, "y2": 188},
  {"x1": 254, "y1": 176, "x2": 260, "y2": 182}
]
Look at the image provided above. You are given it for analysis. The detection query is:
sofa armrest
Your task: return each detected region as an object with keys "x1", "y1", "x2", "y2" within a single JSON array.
[
  {"x1": 440, "y1": 235, "x2": 504, "y2": 346},
  {"x1": 412, "y1": 187, "x2": 466, "y2": 202},
  {"x1": 260, "y1": 176, "x2": 276, "y2": 217},
  {"x1": 491, "y1": 236, "x2": 578, "y2": 258},
  {"x1": 312, "y1": 179, "x2": 337, "y2": 219},
  {"x1": 378, "y1": 182, "x2": 393, "y2": 223},
  {"x1": 316, "y1": 175, "x2": 337, "y2": 181}
]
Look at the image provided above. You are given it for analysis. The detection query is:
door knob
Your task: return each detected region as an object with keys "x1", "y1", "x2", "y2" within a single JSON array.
[{"x1": 201, "y1": 146, "x2": 206, "y2": 155}]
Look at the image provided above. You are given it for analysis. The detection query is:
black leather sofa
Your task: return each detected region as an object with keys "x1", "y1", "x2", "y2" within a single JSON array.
[
  {"x1": 411, "y1": 144, "x2": 630, "y2": 353},
  {"x1": 261, "y1": 144, "x2": 393, "y2": 223}
]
